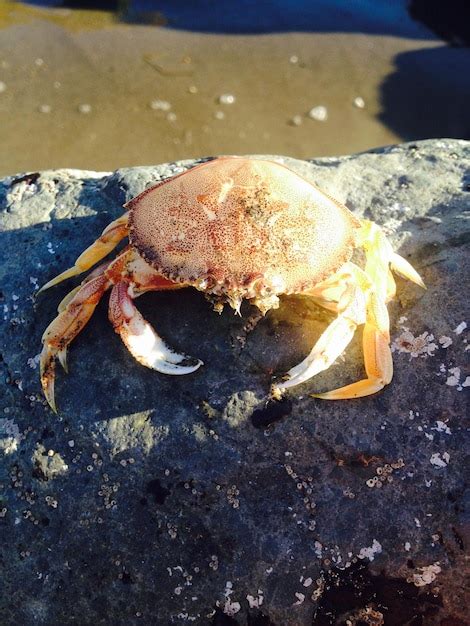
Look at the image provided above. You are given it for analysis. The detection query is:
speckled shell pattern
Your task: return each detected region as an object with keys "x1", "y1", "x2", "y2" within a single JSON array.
[{"x1": 127, "y1": 157, "x2": 360, "y2": 303}]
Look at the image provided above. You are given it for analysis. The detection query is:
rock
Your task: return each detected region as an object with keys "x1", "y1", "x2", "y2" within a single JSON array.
[{"x1": 0, "y1": 140, "x2": 468, "y2": 625}]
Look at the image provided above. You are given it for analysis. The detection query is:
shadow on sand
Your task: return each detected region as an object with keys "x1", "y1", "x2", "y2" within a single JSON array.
[
  {"x1": 23, "y1": 0, "x2": 434, "y2": 38},
  {"x1": 379, "y1": 45, "x2": 470, "y2": 142}
]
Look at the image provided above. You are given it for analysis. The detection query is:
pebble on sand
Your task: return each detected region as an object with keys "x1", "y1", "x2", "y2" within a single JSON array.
[
  {"x1": 218, "y1": 93, "x2": 236, "y2": 105},
  {"x1": 150, "y1": 99, "x2": 172, "y2": 112},
  {"x1": 78, "y1": 104, "x2": 92, "y2": 114},
  {"x1": 308, "y1": 105, "x2": 328, "y2": 122},
  {"x1": 289, "y1": 115, "x2": 303, "y2": 126}
]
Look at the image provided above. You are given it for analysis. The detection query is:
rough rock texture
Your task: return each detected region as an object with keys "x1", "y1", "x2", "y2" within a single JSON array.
[{"x1": 0, "y1": 140, "x2": 469, "y2": 626}]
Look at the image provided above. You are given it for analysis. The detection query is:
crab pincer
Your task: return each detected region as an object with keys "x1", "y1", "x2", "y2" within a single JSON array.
[{"x1": 108, "y1": 281, "x2": 202, "y2": 375}]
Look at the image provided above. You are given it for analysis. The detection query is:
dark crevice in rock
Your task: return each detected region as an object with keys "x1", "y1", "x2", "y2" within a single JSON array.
[
  {"x1": 145, "y1": 479, "x2": 171, "y2": 505},
  {"x1": 250, "y1": 398, "x2": 293, "y2": 428},
  {"x1": 10, "y1": 172, "x2": 41, "y2": 187},
  {"x1": 211, "y1": 608, "x2": 240, "y2": 625},
  {"x1": 247, "y1": 611, "x2": 277, "y2": 625},
  {"x1": 313, "y1": 562, "x2": 443, "y2": 625},
  {"x1": 451, "y1": 526, "x2": 465, "y2": 552}
]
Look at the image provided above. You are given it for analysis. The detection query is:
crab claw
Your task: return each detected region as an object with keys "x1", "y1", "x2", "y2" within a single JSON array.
[{"x1": 109, "y1": 282, "x2": 203, "y2": 375}]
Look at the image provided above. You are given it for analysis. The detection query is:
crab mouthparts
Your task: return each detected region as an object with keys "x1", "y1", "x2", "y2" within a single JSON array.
[{"x1": 205, "y1": 288, "x2": 280, "y2": 317}]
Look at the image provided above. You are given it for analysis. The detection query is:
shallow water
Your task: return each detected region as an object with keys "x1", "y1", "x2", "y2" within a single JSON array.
[{"x1": 0, "y1": 1, "x2": 469, "y2": 176}]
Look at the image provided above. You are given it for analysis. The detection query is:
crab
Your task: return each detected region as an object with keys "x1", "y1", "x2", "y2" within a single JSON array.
[{"x1": 38, "y1": 157, "x2": 424, "y2": 412}]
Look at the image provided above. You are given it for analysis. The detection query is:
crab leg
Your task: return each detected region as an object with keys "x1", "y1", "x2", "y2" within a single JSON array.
[
  {"x1": 53, "y1": 263, "x2": 112, "y2": 373},
  {"x1": 390, "y1": 252, "x2": 425, "y2": 288},
  {"x1": 311, "y1": 222, "x2": 424, "y2": 399},
  {"x1": 38, "y1": 212, "x2": 129, "y2": 293},
  {"x1": 41, "y1": 246, "x2": 202, "y2": 411},
  {"x1": 40, "y1": 273, "x2": 111, "y2": 412},
  {"x1": 303, "y1": 263, "x2": 358, "y2": 312},
  {"x1": 312, "y1": 291, "x2": 392, "y2": 399},
  {"x1": 275, "y1": 272, "x2": 367, "y2": 391},
  {"x1": 274, "y1": 258, "x2": 395, "y2": 398},
  {"x1": 40, "y1": 249, "x2": 132, "y2": 411},
  {"x1": 108, "y1": 282, "x2": 203, "y2": 375},
  {"x1": 359, "y1": 219, "x2": 425, "y2": 293}
]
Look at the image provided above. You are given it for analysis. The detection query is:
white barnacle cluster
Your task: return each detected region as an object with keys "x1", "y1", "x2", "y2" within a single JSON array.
[
  {"x1": 430, "y1": 452, "x2": 450, "y2": 468},
  {"x1": 391, "y1": 330, "x2": 438, "y2": 359},
  {"x1": 246, "y1": 590, "x2": 264, "y2": 608},
  {"x1": 408, "y1": 563, "x2": 442, "y2": 587},
  {"x1": 357, "y1": 539, "x2": 382, "y2": 562},
  {"x1": 220, "y1": 581, "x2": 241, "y2": 617},
  {"x1": 443, "y1": 366, "x2": 470, "y2": 391},
  {"x1": 226, "y1": 484, "x2": 240, "y2": 509},
  {"x1": 393, "y1": 317, "x2": 469, "y2": 395},
  {"x1": 365, "y1": 458, "x2": 404, "y2": 488},
  {"x1": 436, "y1": 320, "x2": 469, "y2": 391}
]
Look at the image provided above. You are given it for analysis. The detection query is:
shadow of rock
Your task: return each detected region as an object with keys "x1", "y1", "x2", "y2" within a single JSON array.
[
  {"x1": 380, "y1": 46, "x2": 470, "y2": 141},
  {"x1": 408, "y1": 0, "x2": 470, "y2": 47}
]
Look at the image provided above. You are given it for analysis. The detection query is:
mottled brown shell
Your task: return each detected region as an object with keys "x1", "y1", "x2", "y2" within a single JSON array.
[{"x1": 127, "y1": 157, "x2": 360, "y2": 303}]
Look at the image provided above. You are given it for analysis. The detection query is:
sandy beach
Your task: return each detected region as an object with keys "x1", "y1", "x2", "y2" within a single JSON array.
[{"x1": 0, "y1": 1, "x2": 469, "y2": 176}]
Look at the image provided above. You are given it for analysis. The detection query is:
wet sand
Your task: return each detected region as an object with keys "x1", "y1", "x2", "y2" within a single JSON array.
[{"x1": 0, "y1": 2, "x2": 469, "y2": 176}]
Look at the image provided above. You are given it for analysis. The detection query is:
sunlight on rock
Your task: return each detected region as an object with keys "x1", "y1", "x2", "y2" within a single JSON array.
[{"x1": 94, "y1": 411, "x2": 169, "y2": 457}]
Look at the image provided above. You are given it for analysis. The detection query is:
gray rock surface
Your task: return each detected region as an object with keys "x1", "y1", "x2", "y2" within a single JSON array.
[{"x1": 0, "y1": 140, "x2": 469, "y2": 625}]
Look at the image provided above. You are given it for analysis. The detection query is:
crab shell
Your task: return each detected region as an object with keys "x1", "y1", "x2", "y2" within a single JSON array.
[{"x1": 126, "y1": 157, "x2": 361, "y2": 312}]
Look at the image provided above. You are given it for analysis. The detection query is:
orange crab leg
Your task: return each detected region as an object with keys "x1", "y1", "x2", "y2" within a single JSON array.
[
  {"x1": 359, "y1": 219, "x2": 425, "y2": 292},
  {"x1": 38, "y1": 212, "x2": 129, "y2": 293},
  {"x1": 275, "y1": 273, "x2": 368, "y2": 391},
  {"x1": 52, "y1": 263, "x2": 113, "y2": 373},
  {"x1": 310, "y1": 222, "x2": 424, "y2": 400},
  {"x1": 312, "y1": 292, "x2": 393, "y2": 399},
  {"x1": 273, "y1": 236, "x2": 422, "y2": 400},
  {"x1": 40, "y1": 273, "x2": 111, "y2": 412},
  {"x1": 390, "y1": 251, "x2": 425, "y2": 289},
  {"x1": 40, "y1": 248, "x2": 135, "y2": 412}
]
